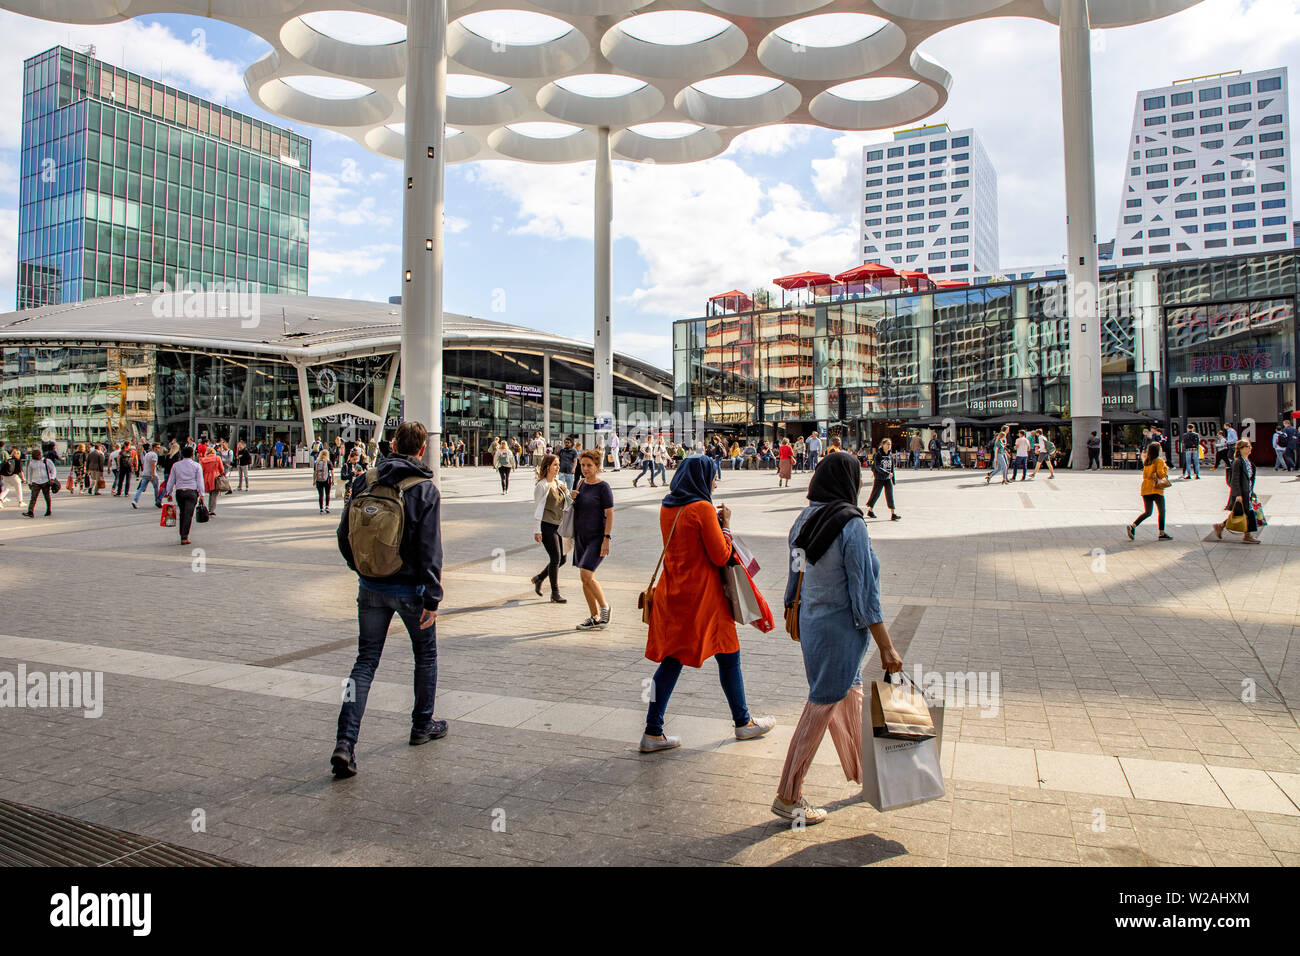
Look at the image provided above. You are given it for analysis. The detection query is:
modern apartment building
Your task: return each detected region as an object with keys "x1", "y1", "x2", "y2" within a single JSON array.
[
  {"x1": 1114, "y1": 67, "x2": 1290, "y2": 267},
  {"x1": 16, "y1": 45, "x2": 311, "y2": 309},
  {"x1": 861, "y1": 124, "x2": 999, "y2": 278}
]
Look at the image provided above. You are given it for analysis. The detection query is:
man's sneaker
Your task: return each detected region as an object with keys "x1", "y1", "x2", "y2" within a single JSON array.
[
  {"x1": 599, "y1": 606, "x2": 611, "y2": 626},
  {"x1": 735, "y1": 716, "x2": 776, "y2": 740},
  {"x1": 771, "y1": 795, "x2": 828, "y2": 825},
  {"x1": 639, "y1": 733, "x2": 681, "y2": 753},
  {"x1": 330, "y1": 741, "x2": 357, "y2": 779},
  {"x1": 576, "y1": 616, "x2": 602, "y2": 630},
  {"x1": 409, "y1": 719, "x2": 448, "y2": 746}
]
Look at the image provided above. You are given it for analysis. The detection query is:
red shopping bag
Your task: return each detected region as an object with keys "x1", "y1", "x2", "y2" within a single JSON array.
[{"x1": 160, "y1": 501, "x2": 177, "y2": 527}]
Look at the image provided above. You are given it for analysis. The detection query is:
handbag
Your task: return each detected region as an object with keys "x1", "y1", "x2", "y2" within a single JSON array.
[
  {"x1": 557, "y1": 478, "x2": 581, "y2": 541},
  {"x1": 215, "y1": 473, "x2": 231, "y2": 493},
  {"x1": 1224, "y1": 497, "x2": 1248, "y2": 534},
  {"x1": 195, "y1": 499, "x2": 210, "y2": 523},
  {"x1": 637, "y1": 509, "x2": 682, "y2": 625},
  {"x1": 784, "y1": 570, "x2": 804, "y2": 642}
]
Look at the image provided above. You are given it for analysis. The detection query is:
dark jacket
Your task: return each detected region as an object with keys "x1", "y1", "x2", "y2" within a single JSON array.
[
  {"x1": 871, "y1": 448, "x2": 894, "y2": 482},
  {"x1": 337, "y1": 454, "x2": 443, "y2": 611},
  {"x1": 1226, "y1": 456, "x2": 1255, "y2": 506}
]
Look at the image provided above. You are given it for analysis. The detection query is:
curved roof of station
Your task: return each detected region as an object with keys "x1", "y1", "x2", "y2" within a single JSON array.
[
  {"x1": 8, "y1": 0, "x2": 1204, "y2": 165},
  {"x1": 0, "y1": 293, "x2": 672, "y2": 396}
]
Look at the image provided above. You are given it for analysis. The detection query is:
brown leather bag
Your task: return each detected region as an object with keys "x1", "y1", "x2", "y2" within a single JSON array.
[
  {"x1": 638, "y1": 509, "x2": 683, "y2": 625},
  {"x1": 784, "y1": 570, "x2": 804, "y2": 642}
]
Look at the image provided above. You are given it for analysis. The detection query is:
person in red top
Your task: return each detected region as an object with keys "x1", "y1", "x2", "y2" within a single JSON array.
[
  {"x1": 777, "y1": 436, "x2": 795, "y2": 488},
  {"x1": 639, "y1": 455, "x2": 775, "y2": 753},
  {"x1": 199, "y1": 445, "x2": 226, "y2": 517}
]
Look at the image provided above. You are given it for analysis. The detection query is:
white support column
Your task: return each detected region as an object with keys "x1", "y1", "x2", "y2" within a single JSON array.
[
  {"x1": 296, "y1": 363, "x2": 315, "y2": 447},
  {"x1": 401, "y1": 0, "x2": 446, "y2": 483},
  {"x1": 374, "y1": 351, "x2": 401, "y2": 436},
  {"x1": 1060, "y1": 0, "x2": 1102, "y2": 469},
  {"x1": 542, "y1": 351, "x2": 551, "y2": 443},
  {"x1": 593, "y1": 126, "x2": 614, "y2": 442}
]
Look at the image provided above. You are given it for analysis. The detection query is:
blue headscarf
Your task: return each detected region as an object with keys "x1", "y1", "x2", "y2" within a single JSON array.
[{"x1": 661, "y1": 454, "x2": 718, "y2": 508}]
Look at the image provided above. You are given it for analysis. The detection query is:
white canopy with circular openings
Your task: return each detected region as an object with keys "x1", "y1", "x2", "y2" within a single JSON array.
[{"x1": 7, "y1": 0, "x2": 1206, "y2": 164}]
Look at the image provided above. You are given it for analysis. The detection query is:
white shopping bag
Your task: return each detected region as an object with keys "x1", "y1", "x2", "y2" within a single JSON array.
[
  {"x1": 861, "y1": 688, "x2": 945, "y2": 812},
  {"x1": 730, "y1": 534, "x2": 760, "y2": 576}
]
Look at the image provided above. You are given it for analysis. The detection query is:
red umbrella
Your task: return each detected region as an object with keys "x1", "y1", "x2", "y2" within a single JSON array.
[
  {"x1": 834, "y1": 262, "x2": 899, "y2": 283},
  {"x1": 934, "y1": 279, "x2": 969, "y2": 288},
  {"x1": 899, "y1": 270, "x2": 928, "y2": 279},
  {"x1": 773, "y1": 271, "x2": 834, "y2": 290}
]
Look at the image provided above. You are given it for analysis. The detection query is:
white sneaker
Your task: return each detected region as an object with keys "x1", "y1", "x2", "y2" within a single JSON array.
[
  {"x1": 735, "y1": 716, "x2": 776, "y2": 740},
  {"x1": 771, "y1": 795, "x2": 828, "y2": 825},
  {"x1": 639, "y1": 733, "x2": 681, "y2": 754}
]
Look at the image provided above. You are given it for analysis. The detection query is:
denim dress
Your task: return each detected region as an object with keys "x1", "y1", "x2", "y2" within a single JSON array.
[{"x1": 784, "y1": 504, "x2": 884, "y2": 705}]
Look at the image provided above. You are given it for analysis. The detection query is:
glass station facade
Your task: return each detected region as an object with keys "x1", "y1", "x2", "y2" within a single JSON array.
[
  {"x1": 16, "y1": 45, "x2": 310, "y2": 309},
  {"x1": 674, "y1": 251, "x2": 1298, "y2": 457},
  {"x1": 1, "y1": 341, "x2": 664, "y2": 462}
]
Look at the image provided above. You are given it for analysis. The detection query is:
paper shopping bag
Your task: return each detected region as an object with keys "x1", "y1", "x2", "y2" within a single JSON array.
[
  {"x1": 160, "y1": 502, "x2": 177, "y2": 528},
  {"x1": 862, "y1": 690, "x2": 945, "y2": 812},
  {"x1": 870, "y1": 674, "x2": 937, "y2": 740},
  {"x1": 730, "y1": 534, "x2": 761, "y2": 576},
  {"x1": 720, "y1": 562, "x2": 764, "y2": 626}
]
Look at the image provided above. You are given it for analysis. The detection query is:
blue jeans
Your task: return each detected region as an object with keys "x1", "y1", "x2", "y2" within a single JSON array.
[
  {"x1": 336, "y1": 585, "x2": 438, "y2": 745},
  {"x1": 911, "y1": 450, "x2": 920, "y2": 468},
  {"x1": 807, "y1": 451, "x2": 819, "y2": 471},
  {"x1": 653, "y1": 462, "x2": 667, "y2": 483},
  {"x1": 1183, "y1": 450, "x2": 1200, "y2": 477},
  {"x1": 1011, "y1": 455, "x2": 1028, "y2": 480},
  {"x1": 645, "y1": 650, "x2": 750, "y2": 736},
  {"x1": 636, "y1": 460, "x2": 655, "y2": 482},
  {"x1": 558, "y1": 472, "x2": 574, "y2": 489},
  {"x1": 133, "y1": 474, "x2": 160, "y2": 504}
]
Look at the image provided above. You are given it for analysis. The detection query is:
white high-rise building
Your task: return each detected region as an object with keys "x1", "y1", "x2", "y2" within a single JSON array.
[
  {"x1": 1114, "y1": 67, "x2": 1290, "y2": 266},
  {"x1": 860, "y1": 124, "x2": 999, "y2": 277}
]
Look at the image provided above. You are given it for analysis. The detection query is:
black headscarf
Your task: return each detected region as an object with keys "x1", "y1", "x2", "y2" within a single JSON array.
[
  {"x1": 794, "y1": 451, "x2": 864, "y2": 565},
  {"x1": 661, "y1": 454, "x2": 717, "y2": 508}
]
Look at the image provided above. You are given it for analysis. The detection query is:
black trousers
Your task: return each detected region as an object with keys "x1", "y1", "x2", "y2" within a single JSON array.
[
  {"x1": 1088, "y1": 448, "x2": 1100, "y2": 469},
  {"x1": 316, "y1": 480, "x2": 331, "y2": 509},
  {"x1": 866, "y1": 477, "x2": 895, "y2": 511},
  {"x1": 175, "y1": 489, "x2": 199, "y2": 539},
  {"x1": 537, "y1": 520, "x2": 564, "y2": 593},
  {"x1": 498, "y1": 466, "x2": 510, "y2": 491},
  {"x1": 26, "y1": 482, "x2": 51, "y2": 515},
  {"x1": 1133, "y1": 493, "x2": 1166, "y2": 531}
]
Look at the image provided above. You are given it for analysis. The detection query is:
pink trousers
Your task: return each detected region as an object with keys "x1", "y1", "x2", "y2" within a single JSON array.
[{"x1": 777, "y1": 685, "x2": 864, "y2": 803}]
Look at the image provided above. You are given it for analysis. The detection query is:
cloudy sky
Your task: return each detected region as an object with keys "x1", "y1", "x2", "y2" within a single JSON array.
[{"x1": 0, "y1": 0, "x2": 1297, "y2": 370}]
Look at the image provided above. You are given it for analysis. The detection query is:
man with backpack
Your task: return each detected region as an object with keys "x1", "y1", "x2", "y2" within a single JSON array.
[
  {"x1": 927, "y1": 433, "x2": 942, "y2": 469},
  {"x1": 1028, "y1": 430, "x2": 1056, "y2": 480},
  {"x1": 331, "y1": 421, "x2": 444, "y2": 779}
]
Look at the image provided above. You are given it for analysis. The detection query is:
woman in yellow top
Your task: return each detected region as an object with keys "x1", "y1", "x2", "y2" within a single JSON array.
[{"x1": 1126, "y1": 442, "x2": 1172, "y2": 541}]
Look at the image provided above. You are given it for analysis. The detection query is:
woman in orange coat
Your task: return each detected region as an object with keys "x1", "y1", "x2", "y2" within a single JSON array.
[
  {"x1": 199, "y1": 444, "x2": 227, "y2": 517},
  {"x1": 640, "y1": 455, "x2": 775, "y2": 753}
]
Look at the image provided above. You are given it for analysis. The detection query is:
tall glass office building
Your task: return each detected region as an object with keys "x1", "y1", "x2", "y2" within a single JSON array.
[{"x1": 16, "y1": 45, "x2": 311, "y2": 310}]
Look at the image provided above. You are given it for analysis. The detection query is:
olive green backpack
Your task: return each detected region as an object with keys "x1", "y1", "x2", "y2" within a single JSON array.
[{"x1": 346, "y1": 468, "x2": 429, "y2": 577}]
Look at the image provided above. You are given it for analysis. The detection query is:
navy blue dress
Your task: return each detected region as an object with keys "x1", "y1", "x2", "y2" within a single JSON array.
[{"x1": 573, "y1": 479, "x2": 614, "y2": 571}]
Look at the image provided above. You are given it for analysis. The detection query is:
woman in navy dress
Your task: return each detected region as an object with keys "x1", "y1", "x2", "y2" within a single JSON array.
[{"x1": 569, "y1": 448, "x2": 614, "y2": 630}]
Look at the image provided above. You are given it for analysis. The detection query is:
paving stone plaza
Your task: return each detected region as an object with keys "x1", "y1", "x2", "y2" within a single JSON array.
[{"x1": 1, "y1": 463, "x2": 1297, "y2": 866}]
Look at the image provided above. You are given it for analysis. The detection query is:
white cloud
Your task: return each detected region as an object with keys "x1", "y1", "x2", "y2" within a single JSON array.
[
  {"x1": 309, "y1": 243, "x2": 399, "y2": 286},
  {"x1": 728, "y1": 124, "x2": 815, "y2": 157},
  {"x1": 445, "y1": 215, "x2": 469, "y2": 234}
]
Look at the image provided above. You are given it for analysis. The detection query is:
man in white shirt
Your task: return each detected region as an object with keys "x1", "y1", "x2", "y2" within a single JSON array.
[
  {"x1": 806, "y1": 432, "x2": 823, "y2": 471},
  {"x1": 1012, "y1": 431, "x2": 1031, "y2": 481},
  {"x1": 132, "y1": 443, "x2": 163, "y2": 509},
  {"x1": 607, "y1": 431, "x2": 621, "y2": 471},
  {"x1": 161, "y1": 445, "x2": 206, "y2": 544}
]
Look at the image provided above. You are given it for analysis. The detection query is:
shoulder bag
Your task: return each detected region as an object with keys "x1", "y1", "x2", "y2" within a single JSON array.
[
  {"x1": 1152, "y1": 462, "x2": 1171, "y2": 490},
  {"x1": 557, "y1": 478, "x2": 582, "y2": 541},
  {"x1": 637, "y1": 508, "x2": 683, "y2": 625}
]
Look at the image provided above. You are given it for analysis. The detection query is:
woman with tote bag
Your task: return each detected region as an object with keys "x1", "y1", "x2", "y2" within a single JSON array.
[
  {"x1": 639, "y1": 455, "x2": 775, "y2": 754},
  {"x1": 774, "y1": 451, "x2": 904, "y2": 825},
  {"x1": 1213, "y1": 439, "x2": 1261, "y2": 544},
  {"x1": 530, "y1": 453, "x2": 568, "y2": 604}
]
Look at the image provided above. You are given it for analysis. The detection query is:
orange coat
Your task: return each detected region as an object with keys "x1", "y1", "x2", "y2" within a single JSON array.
[
  {"x1": 199, "y1": 453, "x2": 225, "y2": 493},
  {"x1": 645, "y1": 501, "x2": 737, "y2": 669}
]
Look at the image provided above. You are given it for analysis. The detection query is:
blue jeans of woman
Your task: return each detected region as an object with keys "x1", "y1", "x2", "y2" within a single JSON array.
[
  {"x1": 336, "y1": 585, "x2": 438, "y2": 745},
  {"x1": 644, "y1": 650, "x2": 750, "y2": 736}
]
